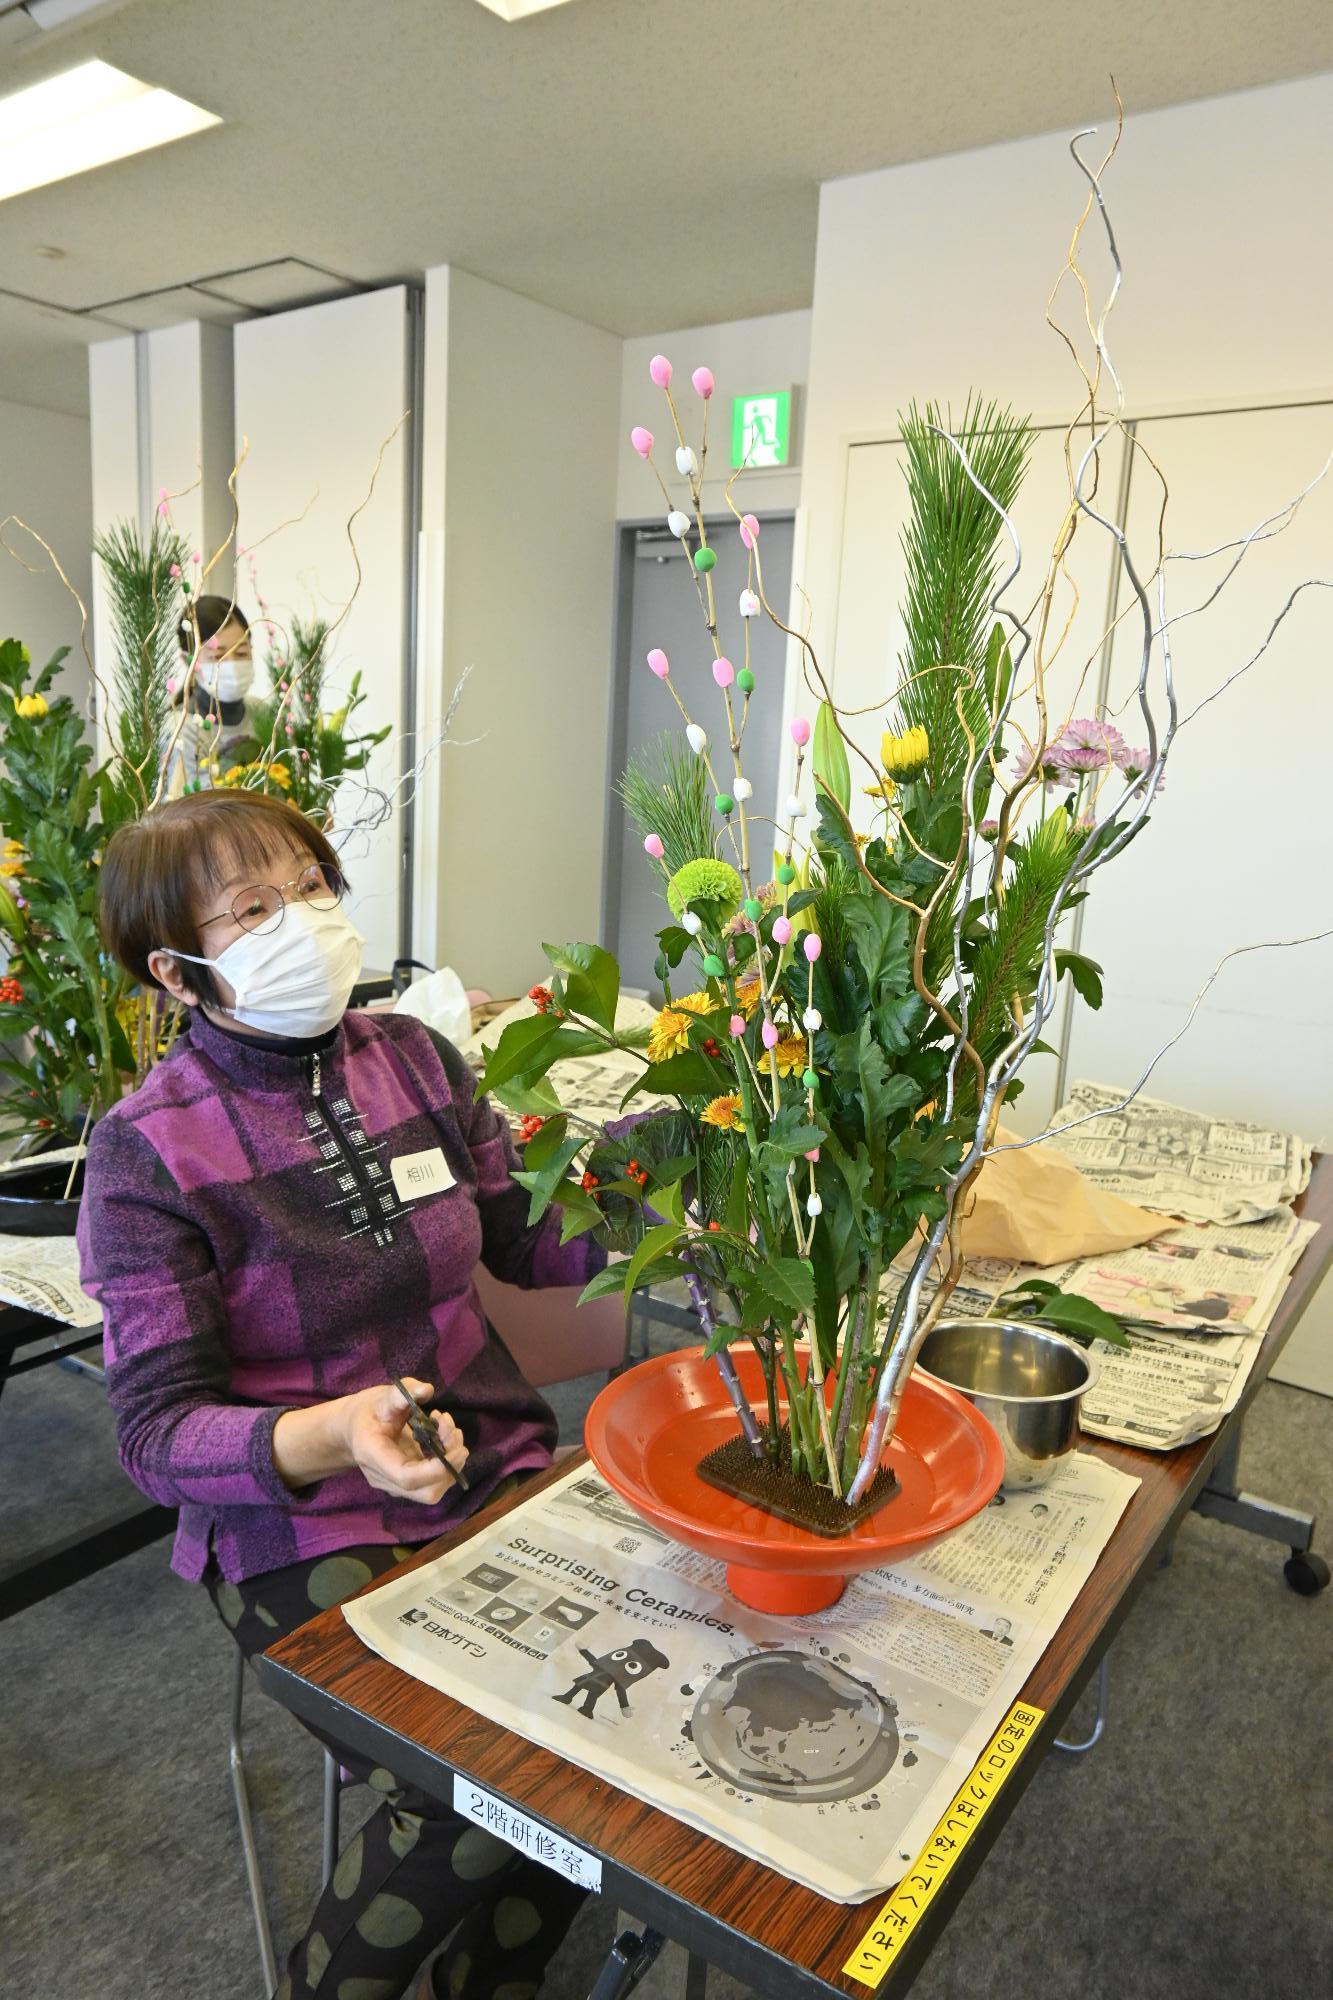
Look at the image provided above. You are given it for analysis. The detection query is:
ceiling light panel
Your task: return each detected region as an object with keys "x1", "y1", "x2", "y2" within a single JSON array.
[
  {"x1": 472, "y1": 1, "x2": 582, "y2": 21},
  {"x1": 0, "y1": 59, "x2": 219, "y2": 204}
]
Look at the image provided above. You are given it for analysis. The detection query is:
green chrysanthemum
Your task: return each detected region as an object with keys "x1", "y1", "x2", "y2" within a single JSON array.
[{"x1": 666, "y1": 857, "x2": 744, "y2": 922}]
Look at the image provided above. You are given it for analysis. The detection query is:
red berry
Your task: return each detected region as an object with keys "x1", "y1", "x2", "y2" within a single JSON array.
[{"x1": 707, "y1": 1220, "x2": 721, "y2": 1232}]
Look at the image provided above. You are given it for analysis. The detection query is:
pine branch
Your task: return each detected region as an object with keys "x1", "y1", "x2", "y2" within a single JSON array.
[
  {"x1": 895, "y1": 398, "x2": 1032, "y2": 794},
  {"x1": 617, "y1": 731, "x2": 713, "y2": 877},
  {"x1": 93, "y1": 517, "x2": 187, "y2": 802}
]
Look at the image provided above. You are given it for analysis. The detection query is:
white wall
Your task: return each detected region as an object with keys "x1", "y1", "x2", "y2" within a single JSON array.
[
  {"x1": 618, "y1": 310, "x2": 810, "y2": 521},
  {"x1": 417, "y1": 267, "x2": 621, "y2": 994},
  {"x1": 0, "y1": 396, "x2": 94, "y2": 720},
  {"x1": 797, "y1": 73, "x2": 1333, "y2": 677},
  {"x1": 234, "y1": 289, "x2": 412, "y2": 974}
]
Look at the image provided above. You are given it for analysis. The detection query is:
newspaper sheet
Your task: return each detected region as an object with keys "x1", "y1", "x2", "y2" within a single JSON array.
[
  {"x1": 886, "y1": 1208, "x2": 1318, "y2": 1452},
  {"x1": 0, "y1": 1231, "x2": 101, "y2": 1327},
  {"x1": 344, "y1": 1453, "x2": 1137, "y2": 1904},
  {"x1": 1046, "y1": 1081, "x2": 1315, "y2": 1224}
]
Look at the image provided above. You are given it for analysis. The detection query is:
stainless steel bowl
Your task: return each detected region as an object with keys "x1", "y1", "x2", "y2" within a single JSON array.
[{"x1": 917, "y1": 1319, "x2": 1098, "y2": 1490}]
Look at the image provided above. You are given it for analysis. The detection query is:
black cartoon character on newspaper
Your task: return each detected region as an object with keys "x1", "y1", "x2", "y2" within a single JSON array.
[{"x1": 552, "y1": 1639, "x2": 670, "y2": 1719}]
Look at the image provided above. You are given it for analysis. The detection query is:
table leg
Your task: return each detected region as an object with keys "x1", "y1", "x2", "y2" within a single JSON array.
[
  {"x1": 0, "y1": 1498, "x2": 175, "y2": 1621},
  {"x1": 1192, "y1": 1420, "x2": 1329, "y2": 1594},
  {"x1": 586, "y1": 1925, "x2": 666, "y2": 2000},
  {"x1": 684, "y1": 1949, "x2": 710, "y2": 1999}
]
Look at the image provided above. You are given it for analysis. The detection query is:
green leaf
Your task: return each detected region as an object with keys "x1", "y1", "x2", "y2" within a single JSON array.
[
  {"x1": 1055, "y1": 950, "x2": 1104, "y2": 1011},
  {"x1": 620, "y1": 1050, "x2": 719, "y2": 1105},
  {"x1": 544, "y1": 941, "x2": 620, "y2": 1032},
  {"x1": 478, "y1": 1014, "x2": 562, "y2": 1094},
  {"x1": 492, "y1": 1074, "x2": 562, "y2": 1118},
  {"x1": 579, "y1": 1263, "x2": 635, "y2": 1305},
  {"x1": 1031, "y1": 1293, "x2": 1131, "y2": 1349},
  {"x1": 813, "y1": 701, "x2": 851, "y2": 813},
  {"x1": 747, "y1": 1256, "x2": 816, "y2": 1329},
  {"x1": 520, "y1": 1114, "x2": 570, "y2": 1170},
  {"x1": 511, "y1": 1133, "x2": 586, "y2": 1223},
  {"x1": 1000, "y1": 1277, "x2": 1059, "y2": 1302},
  {"x1": 844, "y1": 898, "x2": 912, "y2": 997},
  {"x1": 704, "y1": 1317, "x2": 750, "y2": 1360},
  {"x1": 623, "y1": 1221, "x2": 684, "y2": 1299}
]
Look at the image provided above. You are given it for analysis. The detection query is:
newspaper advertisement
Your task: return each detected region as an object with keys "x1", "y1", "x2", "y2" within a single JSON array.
[
  {"x1": 343, "y1": 1453, "x2": 1137, "y2": 1904},
  {"x1": 1046, "y1": 1080, "x2": 1315, "y2": 1224},
  {"x1": 885, "y1": 1208, "x2": 1317, "y2": 1452},
  {"x1": 0, "y1": 1230, "x2": 101, "y2": 1327}
]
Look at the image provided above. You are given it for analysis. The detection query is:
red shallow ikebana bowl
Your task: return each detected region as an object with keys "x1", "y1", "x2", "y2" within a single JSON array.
[{"x1": 584, "y1": 1345, "x2": 1005, "y2": 1617}]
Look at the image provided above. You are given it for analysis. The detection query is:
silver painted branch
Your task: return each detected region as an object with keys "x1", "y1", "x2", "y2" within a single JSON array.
[{"x1": 683, "y1": 1258, "x2": 766, "y2": 1459}]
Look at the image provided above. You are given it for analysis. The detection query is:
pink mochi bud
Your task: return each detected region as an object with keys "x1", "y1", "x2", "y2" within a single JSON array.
[
  {"x1": 761, "y1": 1020, "x2": 780, "y2": 1050},
  {"x1": 729, "y1": 1014, "x2": 746, "y2": 1038},
  {"x1": 712, "y1": 656, "x2": 735, "y2": 687},
  {"x1": 692, "y1": 366, "x2": 715, "y2": 399},
  {"x1": 631, "y1": 426, "x2": 655, "y2": 458},
  {"x1": 646, "y1": 648, "x2": 670, "y2": 679},
  {"x1": 803, "y1": 934, "x2": 822, "y2": 963},
  {"x1": 790, "y1": 717, "x2": 812, "y2": 747},
  {"x1": 805, "y1": 1148, "x2": 821, "y2": 1163},
  {"x1": 772, "y1": 916, "x2": 793, "y2": 946},
  {"x1": 643, "y1": 833, "x2": 665, "y2": 859},
  {"x1": 739, "y1": 513, "x2": 761, "y2": 549},
  {"x1": 649, "y1": 354, "x2": 673, "y2": 388}
]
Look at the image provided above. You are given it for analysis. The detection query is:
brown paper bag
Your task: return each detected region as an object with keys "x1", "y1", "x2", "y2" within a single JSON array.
[{"x1": 957, "y1": 1124, "x2": 1170, "y2": 1265}]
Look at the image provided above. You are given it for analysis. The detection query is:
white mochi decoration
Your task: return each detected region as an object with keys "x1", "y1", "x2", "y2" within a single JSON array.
[
  {"x1": 681, "y1": 911, "x2": 703, "y2": 935},
  {"x1": 739, "y1": 589, "x2": 760, "y2": 618},
  {"x1": 802, "y1": 1006, "x2": 822, "y2": 1032},
  {"x1": 732, "y1": 777, "x2": 753, "y2": 801},
  {"x1": 806, "y1": 1192, "x2": 823, "y2": 1217},
  {"x1": 686, "y1": 723, "x2": 708, "y2": 755},
  {"x1": 675, "y1": 445, "x2": 699, "y2": 476},
  {"x1": 667, "y1": 510, "x2": 691, "y2": 538}
]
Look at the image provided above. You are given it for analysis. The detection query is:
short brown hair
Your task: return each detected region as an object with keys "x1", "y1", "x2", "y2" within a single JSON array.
[{"x1": 99, "y1": 792, "x2": 345, "y2": 1008}]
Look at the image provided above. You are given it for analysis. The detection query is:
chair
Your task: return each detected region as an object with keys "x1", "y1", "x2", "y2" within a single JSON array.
[{"x1": 229, "y1": 1274, "x2": 633, "y2": 1994}]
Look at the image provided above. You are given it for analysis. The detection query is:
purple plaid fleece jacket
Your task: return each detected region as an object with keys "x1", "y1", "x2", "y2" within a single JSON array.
[{"x1": 77, "y1": 1008, "x2": 602, "y2": 1583}]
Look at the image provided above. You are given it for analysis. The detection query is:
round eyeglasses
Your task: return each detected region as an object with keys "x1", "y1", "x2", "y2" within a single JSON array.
[{"x1": 198, "y1": 862, "x2": 345, "y2": 937}]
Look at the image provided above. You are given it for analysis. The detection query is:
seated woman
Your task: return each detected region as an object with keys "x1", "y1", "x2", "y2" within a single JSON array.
[
  {"x1": 168, "y1": 593, "x2": 262, "y2": 788},
  {"x1": 78, "y1": 790, "x2": 599, "y2": 2000}
]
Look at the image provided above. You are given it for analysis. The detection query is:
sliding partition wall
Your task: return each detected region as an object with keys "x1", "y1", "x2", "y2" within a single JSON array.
[{"x1": 233, "y1": 287, "x2": 418, "y2": 973}]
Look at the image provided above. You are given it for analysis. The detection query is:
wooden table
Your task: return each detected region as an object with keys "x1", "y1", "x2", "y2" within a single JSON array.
[{"x1": 258, "y1": 1160, "x2": 1332, "y2": 1999}]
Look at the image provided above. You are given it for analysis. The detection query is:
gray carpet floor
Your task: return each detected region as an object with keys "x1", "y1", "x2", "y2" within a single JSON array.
[{"x1": 2, "y1": 1333, "x2": 1330, "y2": 2000}]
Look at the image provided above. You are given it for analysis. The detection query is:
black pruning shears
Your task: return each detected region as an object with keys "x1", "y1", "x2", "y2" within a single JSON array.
[{"x1": 391, "y1": 1376, "x2": 471, "y2": 1492}]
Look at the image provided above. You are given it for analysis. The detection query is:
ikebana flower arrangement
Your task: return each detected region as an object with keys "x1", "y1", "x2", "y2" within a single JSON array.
[
  {"x1": 481, "y1": 123, "x2": 1309, "y2": 1526},
  {"x1": 481, "y1": 367, "x2": 1150, "y2": 1520},
  {"x1": 0, "y1": 502, "x2": 392, "y2": 1153}
]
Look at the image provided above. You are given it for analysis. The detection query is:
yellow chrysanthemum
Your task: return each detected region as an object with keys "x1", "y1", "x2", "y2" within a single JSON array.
[
  {"x1": 881, "y1": 725, "x2": 929, "y2": 782},
  {"x1": 268, "y1": 762, "x2": 291, "y2": 788},
  {"x1": 733, "y1": 973, "x2": 762, "y2": 1019},
  {"x1": 0, "y1": 838, "x2": 24, "y2": 880},
  {"x1": 763, "y1": 1035, "x2": 807, "y2": 1079},
  {"x1": 646, "y1": 991, "x2": 712, "y2": 1062},
  {"x1": 15, "y1": 693, "x2": 48, "y2": 721},
  {"x1": 701, "y1": 1093, "x2": 743, "y2": 1131}
]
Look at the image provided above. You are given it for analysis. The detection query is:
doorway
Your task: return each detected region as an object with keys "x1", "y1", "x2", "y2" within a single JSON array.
[{"x1": 604, "y1": 514, "x2": 795, "y2": 999}]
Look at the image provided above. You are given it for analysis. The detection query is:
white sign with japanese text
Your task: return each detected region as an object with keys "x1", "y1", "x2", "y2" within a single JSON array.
[{"x1": 452, "y1": 1778, "x2": 603, "y2": 1892}]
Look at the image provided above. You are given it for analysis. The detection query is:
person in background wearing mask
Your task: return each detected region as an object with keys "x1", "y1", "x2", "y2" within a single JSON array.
[
  {"x1": 170, "y1": 593, "x2": 262, "y2": 788},
  {"x1": 78, "y1": 791, "x2": 599, "y2": 2000}
]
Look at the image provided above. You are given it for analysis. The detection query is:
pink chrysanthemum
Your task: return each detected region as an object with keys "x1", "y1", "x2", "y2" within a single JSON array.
[
  {"x1": 1054, "y1": 717, "x2": 1126, "y2": 774},
  {"x1": 1010, "y1": 742, "x2": 1074, "y2": 789}
]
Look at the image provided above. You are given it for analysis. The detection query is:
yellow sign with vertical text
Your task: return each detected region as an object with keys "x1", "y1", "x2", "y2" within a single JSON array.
[{"x1": 842, "y1": 1701, "x2": 1046, "y2": 1989}]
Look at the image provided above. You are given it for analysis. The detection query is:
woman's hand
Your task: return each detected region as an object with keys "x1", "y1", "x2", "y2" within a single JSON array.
[
  {"x1": 343, "y1": 1378, "x2": 469, "y2": 1505},
  {"x1": 272, "y1": 1379, "x2": 470, "y2": 1502}
]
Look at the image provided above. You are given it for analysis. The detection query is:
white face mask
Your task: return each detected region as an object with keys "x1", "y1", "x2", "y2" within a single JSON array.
[
  {"x1": 168, "y1": 901, "x2": 364, "y2": 1038},
  {"x1": 195, "y1": 652, "x2": 255, "y2": 703}
]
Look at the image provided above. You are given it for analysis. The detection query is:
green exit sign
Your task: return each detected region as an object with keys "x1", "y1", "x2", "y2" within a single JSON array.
[{"x1": 731, "y1": 388, "x2": 792, "y2": 470}]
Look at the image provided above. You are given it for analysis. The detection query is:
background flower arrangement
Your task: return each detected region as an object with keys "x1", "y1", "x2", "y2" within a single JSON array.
[{"x1": 0, "y1": 507, "x2": 390, "y2": 1153}]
